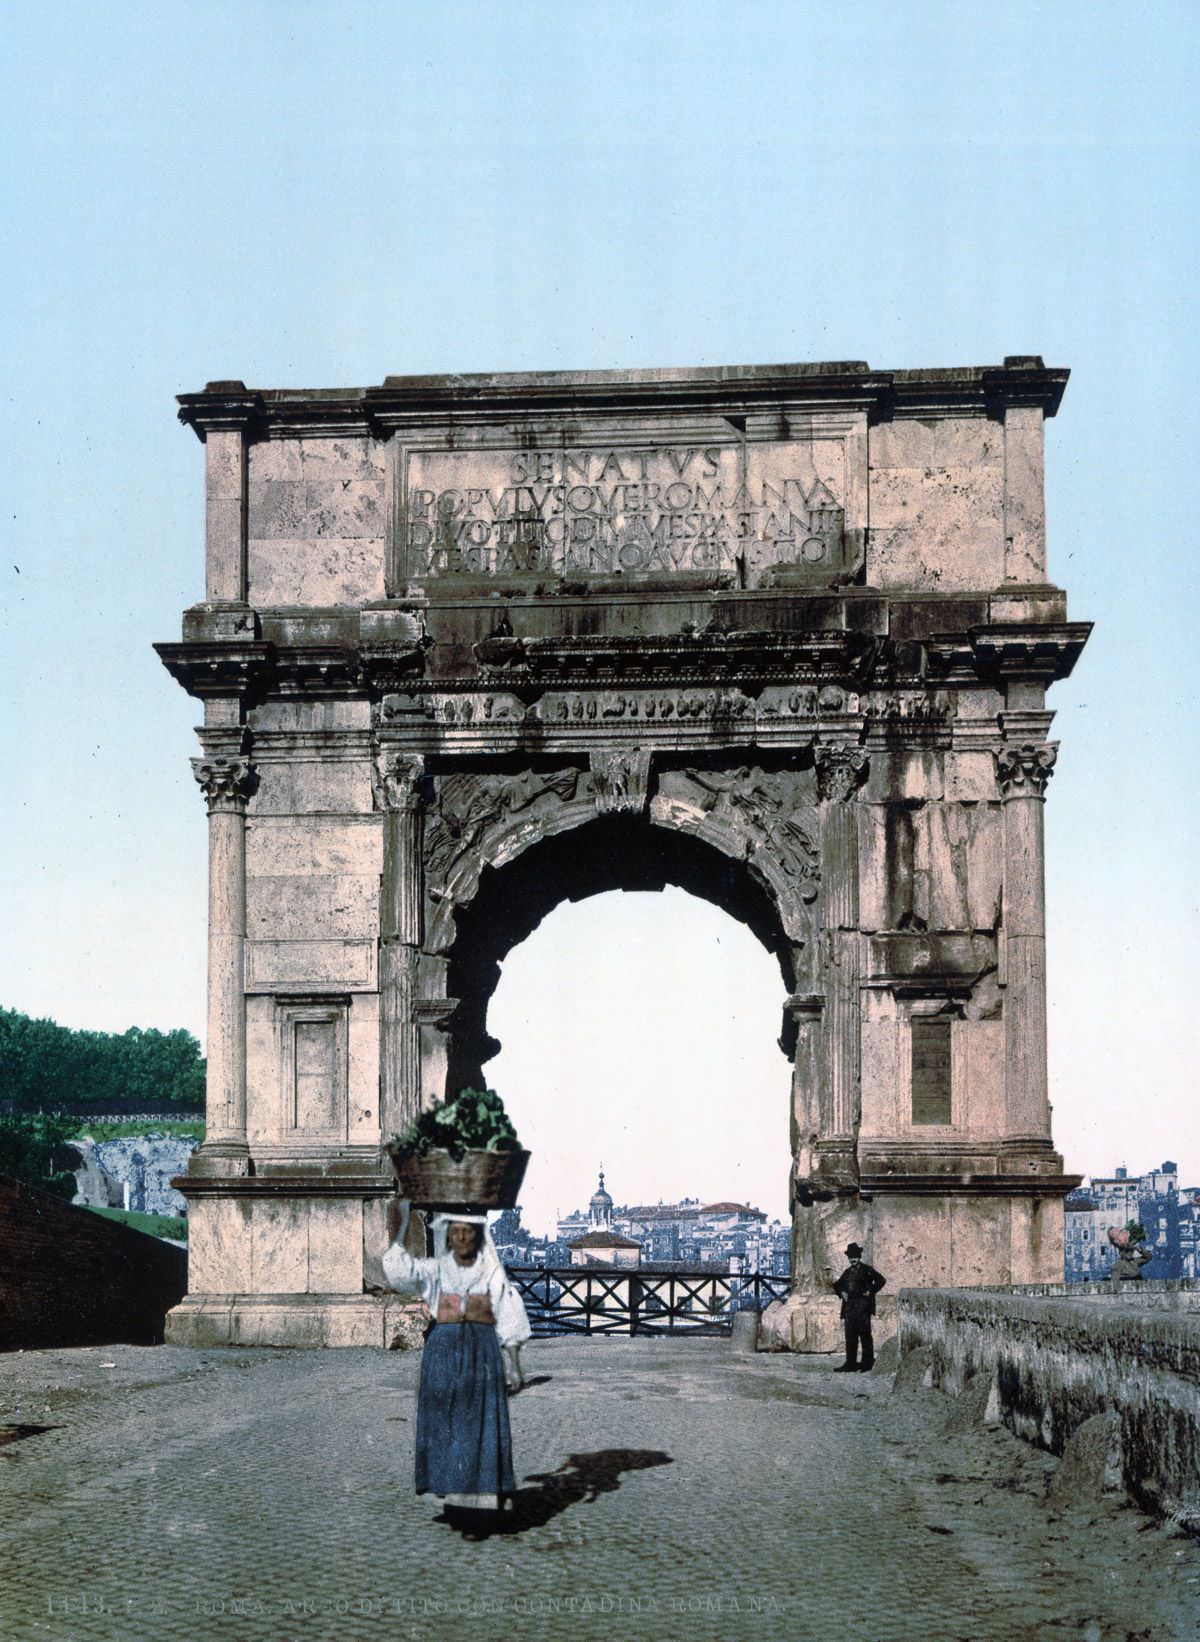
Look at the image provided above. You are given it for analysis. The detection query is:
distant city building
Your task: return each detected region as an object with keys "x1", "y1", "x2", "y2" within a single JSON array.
[
  {"x1": 1065, "y1": 1161, "x2": 1196, "y2": 1281},
  {"x1": 589, "y1": 1167, "x2": 614, "y2": 1228},
  {"x1": 568, "y1": 1229, "x2": 642, "y2": 1268},
  {"x1": 512, "y1": 1169, "x2": 791, "y2": 1276}
]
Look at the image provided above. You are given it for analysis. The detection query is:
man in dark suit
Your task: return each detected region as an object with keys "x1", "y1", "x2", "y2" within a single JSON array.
[{"x1": 832, "y1": 1242, "x2": 886, "y2": 1372}]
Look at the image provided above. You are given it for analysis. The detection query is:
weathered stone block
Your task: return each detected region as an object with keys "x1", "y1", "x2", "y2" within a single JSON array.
[
  {"x1": 943, "y1": 752, "x2": 995, "y2": 801},
  {"x1": 298, "y1": 434, "x2": 385, "y2": 478},
  {"x1": 244, "y1": 938, "x2": 376, "y2": 993},
  {"x1": 245, "y1": 816, "x2": 382, "y2": 878},
  {"x1": 246, "y1": 874, "x2": 379, "y2": 942},
  {"x1": 251, "y1": 761, "x2": 375, "y2": 818},
  {"x1": 251, "y1": 1200, "x2": 308, "y2": 1292},
  {"x1": 248, "y1": 536, "x2": 386, "y2": 606},
  {"x1": 186, "y1": 1197, "x2": 252, "y2": 1292},
  {"x1": 307, "y1": 1200, "x2": 361, "y2": 1292},
  {"x1": 248, "y1": 438, "x2": 303, "y2": 483}
]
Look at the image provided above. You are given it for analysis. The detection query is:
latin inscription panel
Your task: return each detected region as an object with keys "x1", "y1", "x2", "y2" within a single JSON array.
[{"x1": 399, "y1": 439, "x2": 853, "y2": 582}]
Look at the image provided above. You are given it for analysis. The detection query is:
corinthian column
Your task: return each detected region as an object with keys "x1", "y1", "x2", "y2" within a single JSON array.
[
  {"x1": 995, "y1": 742, "x2": 1057, "y2": 1142},
  {"x1": 814, "y1": 745, "x2": 870, "y2": 1185},
  {"x1": 191, "y1": 753, "x2": 255, "y2": 1174},
  {"x1": 373, "y1": 749, "x2": 425, "y2": 1137}
]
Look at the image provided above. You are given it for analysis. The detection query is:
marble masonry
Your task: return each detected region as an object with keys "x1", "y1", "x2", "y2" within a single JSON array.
[{"x1": 157, "y1": 359, "x2": 1089, "y2": 1348}]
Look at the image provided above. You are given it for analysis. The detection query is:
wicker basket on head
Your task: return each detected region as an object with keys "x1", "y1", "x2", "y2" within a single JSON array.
[{"x1": 384, "y1": 1144, "x2": 530, "y2": 1211}]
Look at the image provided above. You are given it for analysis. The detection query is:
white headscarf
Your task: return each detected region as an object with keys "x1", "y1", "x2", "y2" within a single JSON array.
[{"x1": 429, "y1": 1211, "x2": 501, "y2": 1274}]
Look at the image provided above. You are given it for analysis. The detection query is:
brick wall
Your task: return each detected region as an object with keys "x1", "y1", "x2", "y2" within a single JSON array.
[{"x1": 0, "y1": 1175, "x2": 187, "y2": 1350}]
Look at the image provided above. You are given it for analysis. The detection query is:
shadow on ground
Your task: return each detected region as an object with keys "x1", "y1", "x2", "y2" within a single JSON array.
[{"x1": 438, "y1": 1447, "x2": 673, "y2": 1539}]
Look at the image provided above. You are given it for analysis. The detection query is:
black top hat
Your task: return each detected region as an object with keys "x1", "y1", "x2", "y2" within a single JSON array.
[{"x1": 845, "y1": 1242, "x2": 864, "y2": 1258}]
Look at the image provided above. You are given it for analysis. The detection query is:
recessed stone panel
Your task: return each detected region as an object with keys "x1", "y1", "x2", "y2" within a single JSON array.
[
  {"x1": 307, "y1": 1200, "x2": 362, "y2": 1293},
  {"x1": 397, "y1": 434, "x2": 859, "y2": 586},
  {"x1": 251, "y1": 1200, "x2": 309, "y2": 1293},
  {"x1": 245, "y1": 938, "x2": 376, "y2": 993},
  {"x1": 247, "y1": 875, "x2": 379, "y2": 942}
]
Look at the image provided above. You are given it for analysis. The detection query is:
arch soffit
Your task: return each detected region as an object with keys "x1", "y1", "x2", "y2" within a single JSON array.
[{"x1": 424, "y1": 765, "x2": 820, "y2": 963}]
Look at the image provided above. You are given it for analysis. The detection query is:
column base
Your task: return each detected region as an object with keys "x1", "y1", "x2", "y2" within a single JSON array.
[
  {"x1": 187, "y1": 1141, "x2": 253, "y2": 1179},
  {"x1": 758, "y1": 1294, "x2": 898, "y2": 1354},
  {"x1": 164, "y1": 1293, "x2": 428, "y2": 1349}
]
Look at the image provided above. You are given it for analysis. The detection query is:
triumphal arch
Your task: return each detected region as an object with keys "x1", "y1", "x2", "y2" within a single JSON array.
[{"x1": 157, "y1": 359, "x2": 1088, "y2": 1348}]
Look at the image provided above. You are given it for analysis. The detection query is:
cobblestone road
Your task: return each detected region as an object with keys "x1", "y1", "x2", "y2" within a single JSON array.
[{"x1": 0, "y1": 1338, "x2": 1196, "y2": 1642}]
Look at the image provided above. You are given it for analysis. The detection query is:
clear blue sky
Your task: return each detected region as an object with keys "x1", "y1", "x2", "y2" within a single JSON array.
[{"x1": 2, "y1": 1, "x2": 1196, "y2": 1232}]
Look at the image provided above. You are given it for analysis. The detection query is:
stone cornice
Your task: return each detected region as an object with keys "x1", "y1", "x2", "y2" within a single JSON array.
[
  {"x1": 859, "y1": 1172, "x2": 1083, "y2": 1198},
  {"x1": 926, "y1": 621, "x2": 1090, "y2": 686},
  {"x1": 176, "y1": 380, "x2": 266, "y2": 440},
  {"x1": 155, "y1": 641, "x2": 274, "y2": 703},
  {"x1": 473, "y1": 629, "x2": 874, "y2": 686},
  {"x1": 969, "y1": 622, "x2": 1092, "y2": 682},
  {"x1": 172, "y1": 1175, "x2": 395, "y2": 1197},
  {"x1": 156, "y1": 617, "x2": 1088, "y2": 704},
  {"x1": 174, "y1": 358, "x2": 1069, "y2": 440}
]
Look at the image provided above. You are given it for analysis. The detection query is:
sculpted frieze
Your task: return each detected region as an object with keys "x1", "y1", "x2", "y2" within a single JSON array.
[
  {"x1": 654, "y1": 768, "x2": 821, "y2": 912},
  {"x1": 424, "y1": 768, "x2": 582, "y2": 887},
  {"x1": 377, "y1": 692, "x2": 522, "y2": 726},
  {"x1": 537, "y1": 687, "x2": 755, "y2": 725},
  {"x1": 589, "y1": 750, "x2": 653, "y2": 815},
  {"x1": 860, "y1": 692, "x2": 951, "y2": 726}
]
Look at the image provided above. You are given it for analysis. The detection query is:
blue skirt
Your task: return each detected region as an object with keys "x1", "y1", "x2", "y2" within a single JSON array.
[{"x1": 414, "y1": 1322, "x2": 515, "y2": 1499}]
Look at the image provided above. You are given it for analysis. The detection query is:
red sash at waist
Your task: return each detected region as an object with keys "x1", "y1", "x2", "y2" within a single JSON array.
[{"x1": 436, "y1": 1294, "x2": 496, "y2": 1325}]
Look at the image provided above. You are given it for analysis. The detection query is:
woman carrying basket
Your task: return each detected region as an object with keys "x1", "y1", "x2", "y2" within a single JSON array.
[{"x1": 383, "y1": 1198, "x2": 531, "y2": 1531}]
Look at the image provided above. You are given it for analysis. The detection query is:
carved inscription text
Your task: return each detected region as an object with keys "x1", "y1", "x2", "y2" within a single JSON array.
[{"x1": 402, "y1": 441, "x2": 846, "y2": 579}]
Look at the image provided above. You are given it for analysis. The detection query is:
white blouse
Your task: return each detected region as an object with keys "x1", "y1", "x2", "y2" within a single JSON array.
[{"x1": 381, "y1": 1240, "x2": 532, "y2": 1348}]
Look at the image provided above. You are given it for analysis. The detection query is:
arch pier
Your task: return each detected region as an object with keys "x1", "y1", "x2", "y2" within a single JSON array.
[{"x1": 157, "y1": 360, "x2": 1088, "y2": 1347}]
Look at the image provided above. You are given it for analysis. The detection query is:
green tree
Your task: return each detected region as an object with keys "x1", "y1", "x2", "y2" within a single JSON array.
[
  {"x1": 0, "y1": 1008, "x2": 205, "y2": 1111},
  {"x1": 0, "y1": 1113, "x2": 78, "y2": 1199}
]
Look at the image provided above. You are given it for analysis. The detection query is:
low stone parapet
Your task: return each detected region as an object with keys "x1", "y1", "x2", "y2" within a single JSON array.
[{"x1": 898, "y1": 1283, "x2": 1200, "y2": 1531}]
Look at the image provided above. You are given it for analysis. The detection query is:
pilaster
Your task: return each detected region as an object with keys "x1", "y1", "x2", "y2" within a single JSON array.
[
  {"x1": 372, "y1": 748, "x2": 425, "y2": 1137},
  {"x1": 177, "y1": 381, "x2": 262, "y2": 605},
  {"x1": 814, "y1": 745, "x2": 870, "y2": 1185},
  {"x1": 190, "y1": 745, "x2": 256, "y2": 1176},
  {"x1": 995, "y1": 740, "x2": 1057, "y2": 1142}
]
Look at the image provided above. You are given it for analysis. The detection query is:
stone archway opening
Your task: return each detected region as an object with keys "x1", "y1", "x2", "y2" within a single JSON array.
[
  {"x1": 442, "y1": 813, "x2": 797, "y2": 1102},
  {"x1": 481, "y1": 881, "x2": 794, "y2": 1239}
]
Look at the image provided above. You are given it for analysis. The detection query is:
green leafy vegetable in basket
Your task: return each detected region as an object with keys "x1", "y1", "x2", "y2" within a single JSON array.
[{"x1": 387, "y1": 1088, "x2": 520, "y2": 1163}]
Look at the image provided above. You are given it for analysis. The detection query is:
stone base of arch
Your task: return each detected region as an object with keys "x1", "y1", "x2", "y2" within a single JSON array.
[{"x1": 759, "y1": 1296, "x2": 853, "y2": 1354}]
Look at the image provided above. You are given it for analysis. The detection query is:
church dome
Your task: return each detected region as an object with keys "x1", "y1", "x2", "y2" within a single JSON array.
[{"x1": 588, "y1": 1167, "x2": 614, "y2": 1225}]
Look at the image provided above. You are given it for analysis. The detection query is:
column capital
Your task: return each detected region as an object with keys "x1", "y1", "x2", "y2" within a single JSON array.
[
  {"x1": 814, "y1": 744, "x2": 870, "y2": 803},
  {"x1": 372, "y1": 748, "x2": 425, "y2": 812},
  {"x1": 191, "y1": 756, "x2": 256, "y2": 813},
  {"x1": 995, "y1": 741, "x2": 1057, "y2": 799}
]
